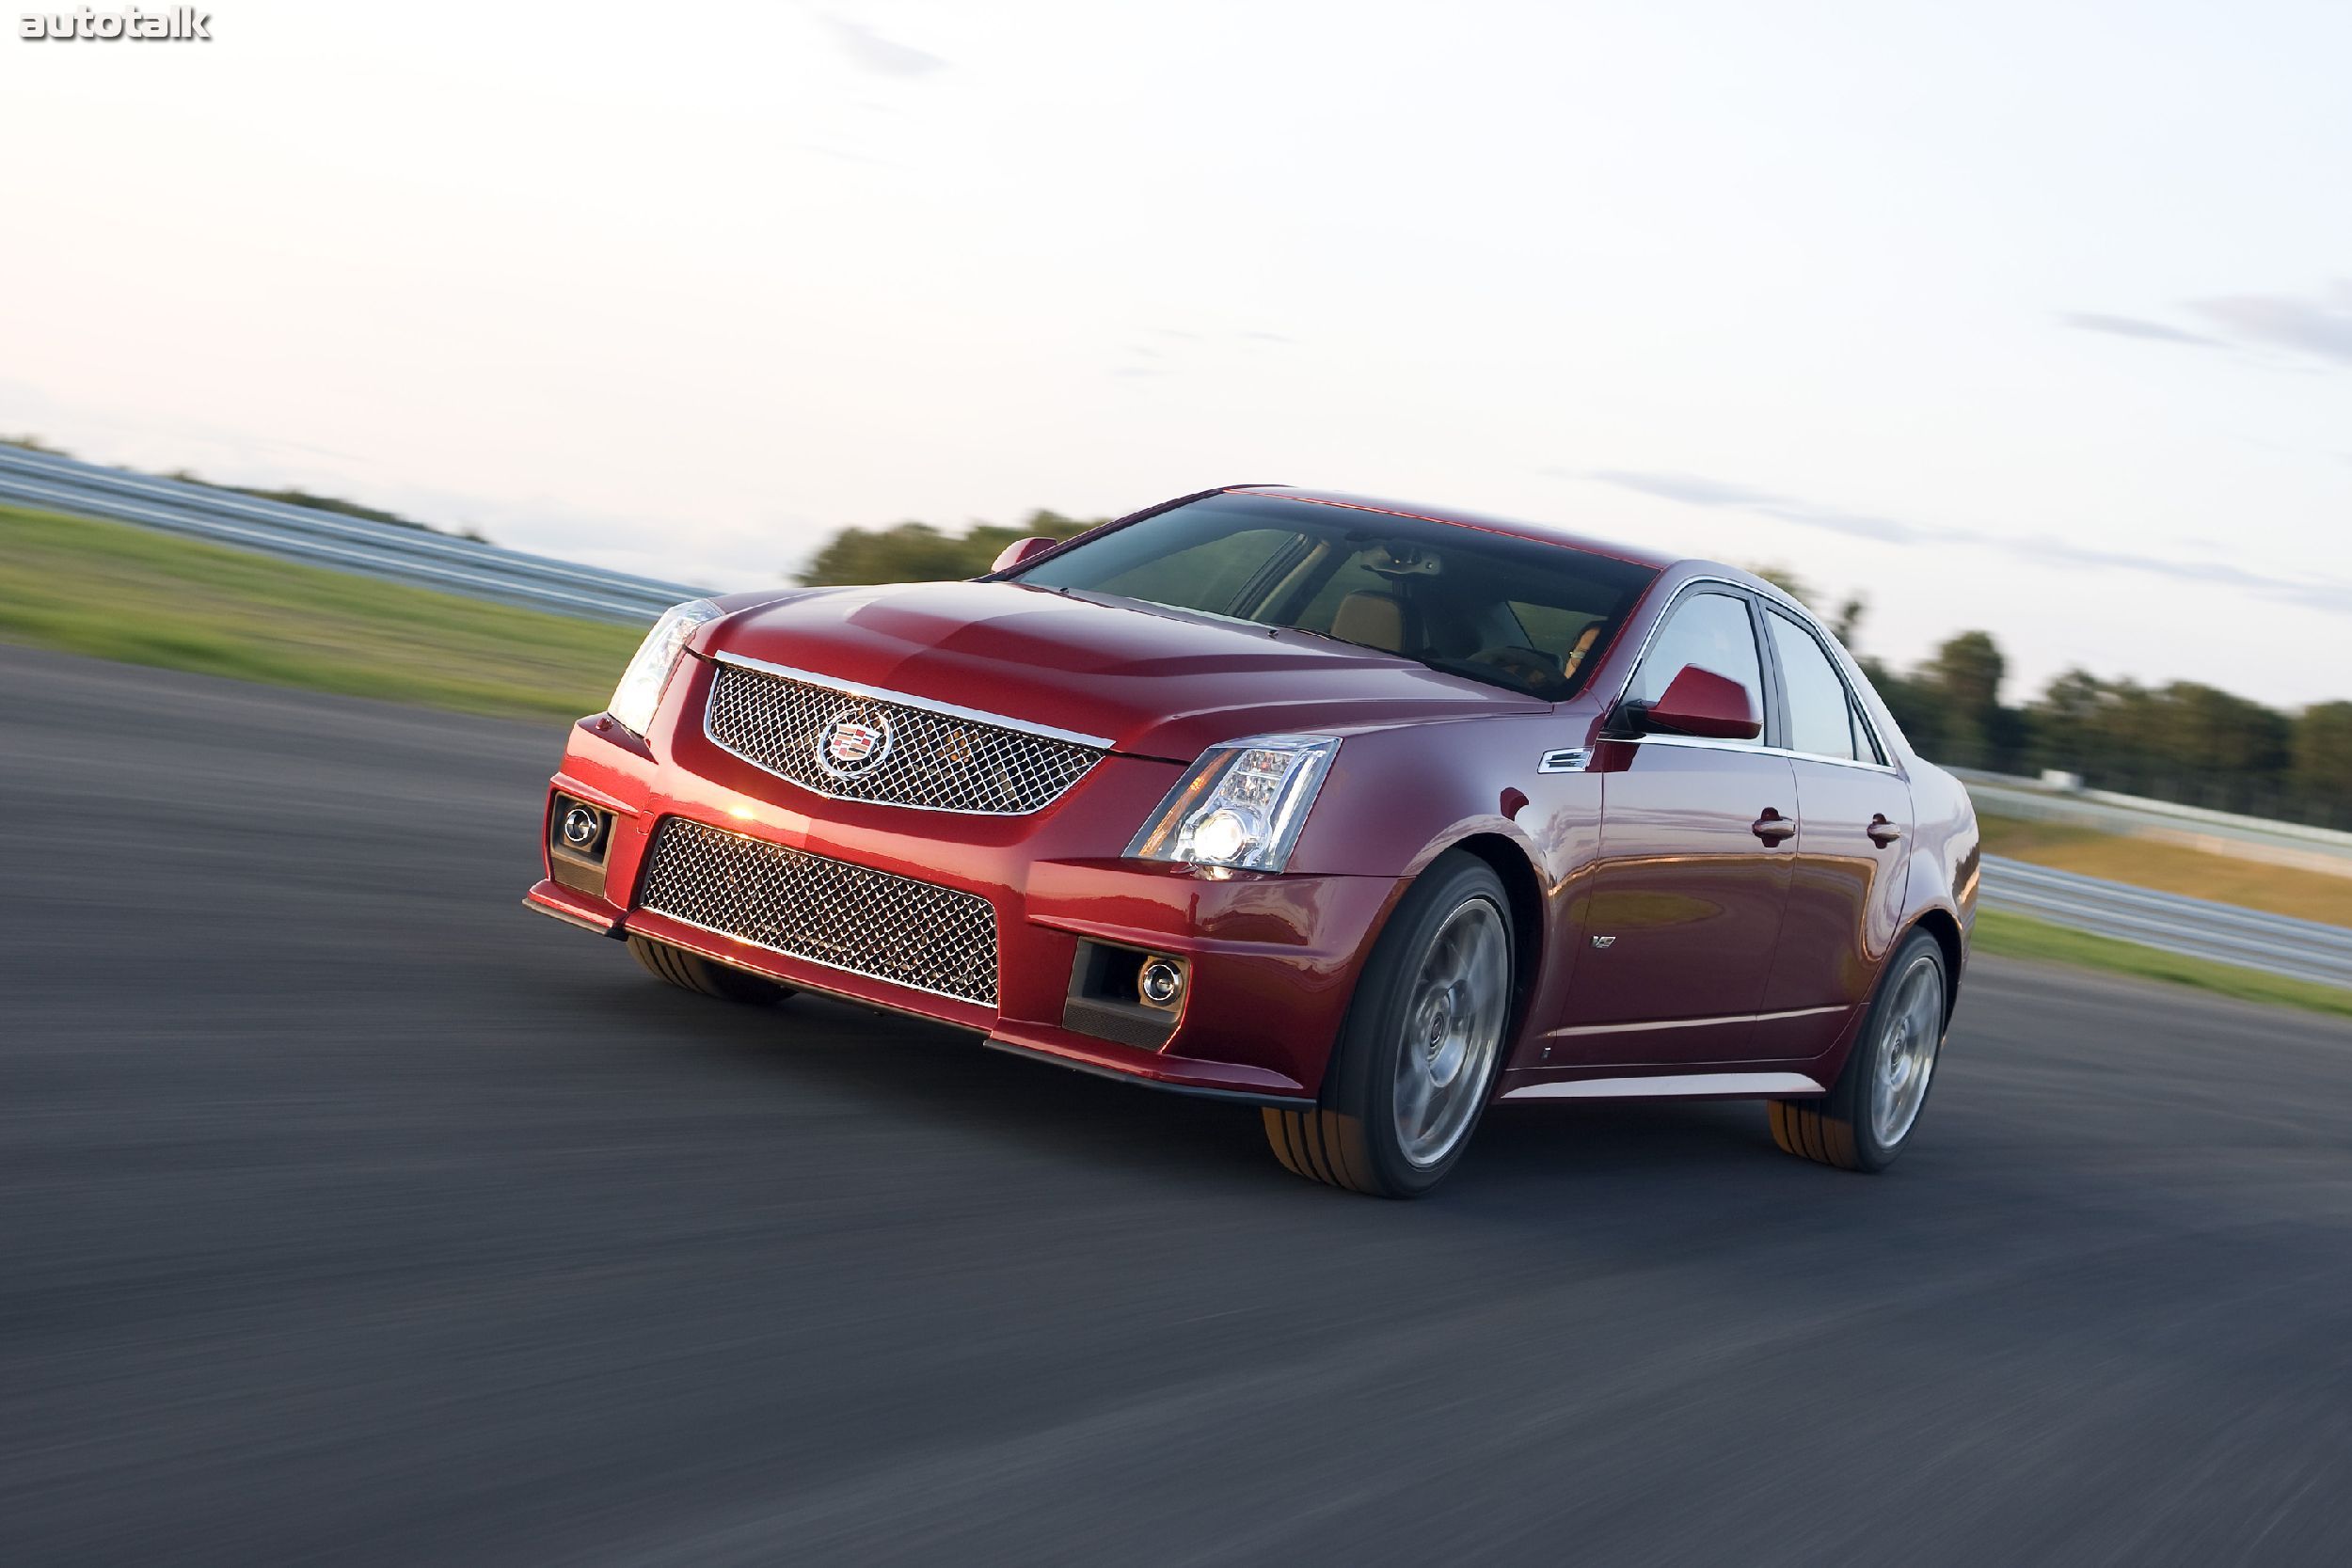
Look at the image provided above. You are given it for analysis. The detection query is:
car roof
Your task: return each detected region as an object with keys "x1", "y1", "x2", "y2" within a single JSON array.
[{"x1": 1223, "y1": 484, "x2": 1686, "y2": 574}]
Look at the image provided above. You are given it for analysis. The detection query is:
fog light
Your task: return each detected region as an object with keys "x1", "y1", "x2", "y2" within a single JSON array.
[
  {"x1": 1137, "y1": 955, "x2": 1186, "y2": 1010},
  {"x1": 559, "y1": 803, "x2": 604, "y2": 854}
]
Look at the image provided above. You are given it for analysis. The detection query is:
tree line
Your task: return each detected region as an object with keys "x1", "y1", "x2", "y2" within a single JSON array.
[
  {"x1": 798, "y1": 509, "x2": 1105, "y2": 587},
  {"x1": 1743, "y1": 570, "x2": 2351, "y2": 829},
  {"x1": 799, "y1": 514, "x2": 2352, "y2": 829},
  {"x1": 1870, "y1": 634, "x2": 2350, "y2": 829}
]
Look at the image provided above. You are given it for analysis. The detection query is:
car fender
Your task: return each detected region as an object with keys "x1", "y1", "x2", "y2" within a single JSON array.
[
  {"x1": 1898, "y1": 762, "x2": 1979, "y2": 1017},
  {"x1": 1282, "y1": 711, "x2": 1579, "y2": 1041},
  {"x1": 1283, "y1": 712, "x2": 1563, "y2": 881}
]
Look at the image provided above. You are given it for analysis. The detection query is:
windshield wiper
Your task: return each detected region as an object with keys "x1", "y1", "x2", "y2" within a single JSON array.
[
  {"x1": 1407, "y1": 654, "x2": 1545, "y2": 698},
  {"x1": 1272, "y1": 626, "x2": 1541, "y2": 698},
  {"x1": 1274, "y1": 623, "x2": 1384, "y2": 653}
]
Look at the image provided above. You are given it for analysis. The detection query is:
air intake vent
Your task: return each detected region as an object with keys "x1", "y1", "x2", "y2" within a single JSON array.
[{"x1": 636, "y1": 817, "x2": 998, "y2": 1006}]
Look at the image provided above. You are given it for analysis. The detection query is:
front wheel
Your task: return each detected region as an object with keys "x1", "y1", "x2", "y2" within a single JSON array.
[
  {"x1": 1263, "y1": 853, "x2": 1514, "y2": 1198},
  {"x1": 1769, "y1": 928, "x2": 1947, "y2": 1171}
]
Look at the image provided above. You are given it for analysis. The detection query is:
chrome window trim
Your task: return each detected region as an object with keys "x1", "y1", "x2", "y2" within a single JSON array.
[
  {"x1": 1757, "y1": 602, "x2": 1893, "y2": 769},
  {"x1": 1606, "y1": 575, "x2": 1900, "y2": 774},
  {"x1": 1603, "y1": 577, "x2": 1765, "y2": 719},
  {"x1": 707, "y1": 651, "x2": 1117, "y2": 751},
  {"x1": 1621, "y1": 733, "x2": 1900, "y2": 775}
]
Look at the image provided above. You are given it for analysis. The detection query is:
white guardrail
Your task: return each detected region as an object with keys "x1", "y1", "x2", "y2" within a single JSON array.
[
  {"x1": 8, "y1": 444, "x2": 2348, "y2": 989},
  {"x1": 1979, "y1": 855, "x2": 2352, "y2": 989},
  {"x1": 1954, "y1": 768, "x2": 2352, "y2": 875},
  {"x1": 0, "y1": 443, "x2": 709, "y2": 624}
]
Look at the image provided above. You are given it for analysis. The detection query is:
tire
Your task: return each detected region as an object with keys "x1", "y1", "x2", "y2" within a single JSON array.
[
  {"x1": 628, "y1": 934, "x2": 794, "y2": 1006},
  {"x1": 1263, "y1": 853, "x2": 1515, "y2": 1198},
  {"x1": 1769, "y1": 928, "x2": 1947, "y2": 1172}
]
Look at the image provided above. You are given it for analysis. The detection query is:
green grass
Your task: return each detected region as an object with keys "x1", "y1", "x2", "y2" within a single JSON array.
[
  {"x1": 0, "y1": 503, "x2": 644, "y2": 720},
  {"x1": 1975, "y1": 910, "x2": 2352, "y2": 1021}
]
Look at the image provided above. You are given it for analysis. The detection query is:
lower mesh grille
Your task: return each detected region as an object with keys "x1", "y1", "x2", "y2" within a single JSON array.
[{"x1": 636, "y1": 817, "x2": 998, "y2": 1006}]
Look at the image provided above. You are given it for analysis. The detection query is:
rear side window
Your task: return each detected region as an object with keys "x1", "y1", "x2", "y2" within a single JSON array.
[
  {"x1": 1766, "y1": 609, "x2": 1875, "y2": 763},
  {"x1": 1630, "y1": 591, "x2": 1766, "y2": 748}
]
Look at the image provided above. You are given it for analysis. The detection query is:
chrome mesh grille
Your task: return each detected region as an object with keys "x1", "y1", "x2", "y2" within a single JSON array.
[
  {"x1": 637, "y1": 817, "x2": 998, "y2": 1006},
  {"x1": 704, "y1": 660, "x2": 1102, "y2": 815}
]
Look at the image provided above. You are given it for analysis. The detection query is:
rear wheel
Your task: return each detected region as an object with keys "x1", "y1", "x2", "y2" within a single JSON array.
[
  {"x1": 1263, "y1": 853, "x2": 1513, "y2": 1198},
  {"x1": 1769, "y1": 929, "x2": 1947, "y2": 1171},
  {"x1": 628, "y1": 934, "x2": 794, "y2": 1006}
]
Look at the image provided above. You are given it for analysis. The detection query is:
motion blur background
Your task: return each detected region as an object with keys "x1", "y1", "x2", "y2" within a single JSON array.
[
  {"x1": 7, "y1": 1, "x2": 2352, "y2": 805},
  {"x1": 5, "y1": 4, "x2": 2351, "y2": 1564}
]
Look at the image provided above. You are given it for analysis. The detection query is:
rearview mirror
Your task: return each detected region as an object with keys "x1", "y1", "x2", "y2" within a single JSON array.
[
  {"x1": 990, "y1": 535, "x2": 1060, "y2": 573},
  {"x1": 1631, "y1": 664, "x2": 1761, "y2": 741}
]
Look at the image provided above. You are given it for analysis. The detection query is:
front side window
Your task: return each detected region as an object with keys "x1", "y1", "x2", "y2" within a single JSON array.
[
  {"x1": 1629, "y1": 591, "x2": 1766, "y2": 747},
  {"x1": 1010, "y1": 493, "x2": 1658, "y2": 699},
  {"x1": 1766, "y1": 609, "x2": 1871, "y2": 762}
]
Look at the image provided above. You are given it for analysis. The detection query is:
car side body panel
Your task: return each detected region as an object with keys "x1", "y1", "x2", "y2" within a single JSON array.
[
  {"x1": 1760, "y1": 759, "x2": 1916, "y2": 1055},
  {"x1": 1550, "y1": 740, "x2": 1800, "y2": 1065}
]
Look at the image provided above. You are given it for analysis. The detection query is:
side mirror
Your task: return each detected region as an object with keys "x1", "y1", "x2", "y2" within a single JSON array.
[
  {"x1": 990, "y1": 535, "x2": 1060, "y2": 574},
  {"x1": 1630, "y1": 664, "x2": 1761, "y2": 740}
]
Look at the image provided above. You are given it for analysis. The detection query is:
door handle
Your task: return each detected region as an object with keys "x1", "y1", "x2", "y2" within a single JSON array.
[
  {"x1": 1752, "y1": 809, "x2": 1796, "y2": 845},
  {"x1": 1867, "y1": 815, "x2": 1902, "y2": 847}
]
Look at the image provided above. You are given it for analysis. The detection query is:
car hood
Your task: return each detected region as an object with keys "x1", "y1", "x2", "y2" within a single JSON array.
[{"x1": 697, "y1": 580, "x2": 1545, "y2": 760}]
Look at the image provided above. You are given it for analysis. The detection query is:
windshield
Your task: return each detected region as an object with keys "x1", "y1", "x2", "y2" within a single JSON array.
[{"x1": 1009, "y1": 493, "x2": 1659, "y2": 699}]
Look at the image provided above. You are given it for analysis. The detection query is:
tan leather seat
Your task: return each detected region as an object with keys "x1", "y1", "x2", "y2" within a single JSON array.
[{"x1": 1331, "y1": 590, "x2": 1407, "y2": 653}]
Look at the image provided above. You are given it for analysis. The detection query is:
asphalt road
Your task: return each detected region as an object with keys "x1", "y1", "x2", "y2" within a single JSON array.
[{"x1": 5, "y1": 643, "x2": 2349, "y2": 1567}]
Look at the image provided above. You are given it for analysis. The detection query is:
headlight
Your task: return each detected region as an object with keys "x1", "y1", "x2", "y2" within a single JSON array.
[
  {"x1": 1125, "y1": 734, "x2": 1340, "y2": 873},
  {"x1": 608, "y1": 598, "x2": 722, "y2": 736}
]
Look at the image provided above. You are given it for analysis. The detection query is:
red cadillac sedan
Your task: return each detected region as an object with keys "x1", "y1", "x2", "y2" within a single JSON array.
[{"x1": 527, "y1": 485, "x2": 1978, "y2": 1196}]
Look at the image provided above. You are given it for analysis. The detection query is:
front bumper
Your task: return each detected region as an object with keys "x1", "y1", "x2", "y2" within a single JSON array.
[{"x1": 525, "y1": 655, "x2": 1400, "y2": 1105}]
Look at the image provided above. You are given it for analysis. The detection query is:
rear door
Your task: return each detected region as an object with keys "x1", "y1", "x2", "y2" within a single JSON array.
[
  {"x1": 1547, "y1": 587, "x2": 1798, "y2": 1066},
  {"x1": 1756, "y1": 607, "x2": 1915, "y2": 1057}
]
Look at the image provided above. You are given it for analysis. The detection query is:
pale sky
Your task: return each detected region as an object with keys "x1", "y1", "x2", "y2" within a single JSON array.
[{"x1": 4, "y1": 0, "x2": 2348, "y2": 705}]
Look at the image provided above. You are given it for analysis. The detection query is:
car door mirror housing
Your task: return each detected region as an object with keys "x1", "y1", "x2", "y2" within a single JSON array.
[
  {"x1": 989, "y1": 535, "x2": 1062, "y2": 573},
  {"x1": 1629, "y1": 664, "x2": 1762, "y2": 740}
]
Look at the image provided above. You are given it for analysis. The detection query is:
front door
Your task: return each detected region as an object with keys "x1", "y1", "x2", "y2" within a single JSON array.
[{"x1": 1546, "y1": 588, "x2": 1798, "y2": 1066}]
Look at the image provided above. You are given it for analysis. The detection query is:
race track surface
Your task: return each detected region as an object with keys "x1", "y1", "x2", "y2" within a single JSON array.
[{"x1": 4, "y1": 645, "x2": 2349, "y2": 1566}]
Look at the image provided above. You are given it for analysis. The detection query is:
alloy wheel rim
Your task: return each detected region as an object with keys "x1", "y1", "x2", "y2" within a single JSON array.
[
  {"x1": 1869, "y1": 955, "x2": 1944, "y2": 1148},
  {"x1": 1393, "y1": 896, "x2": 1509, "y2": 1168}
]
